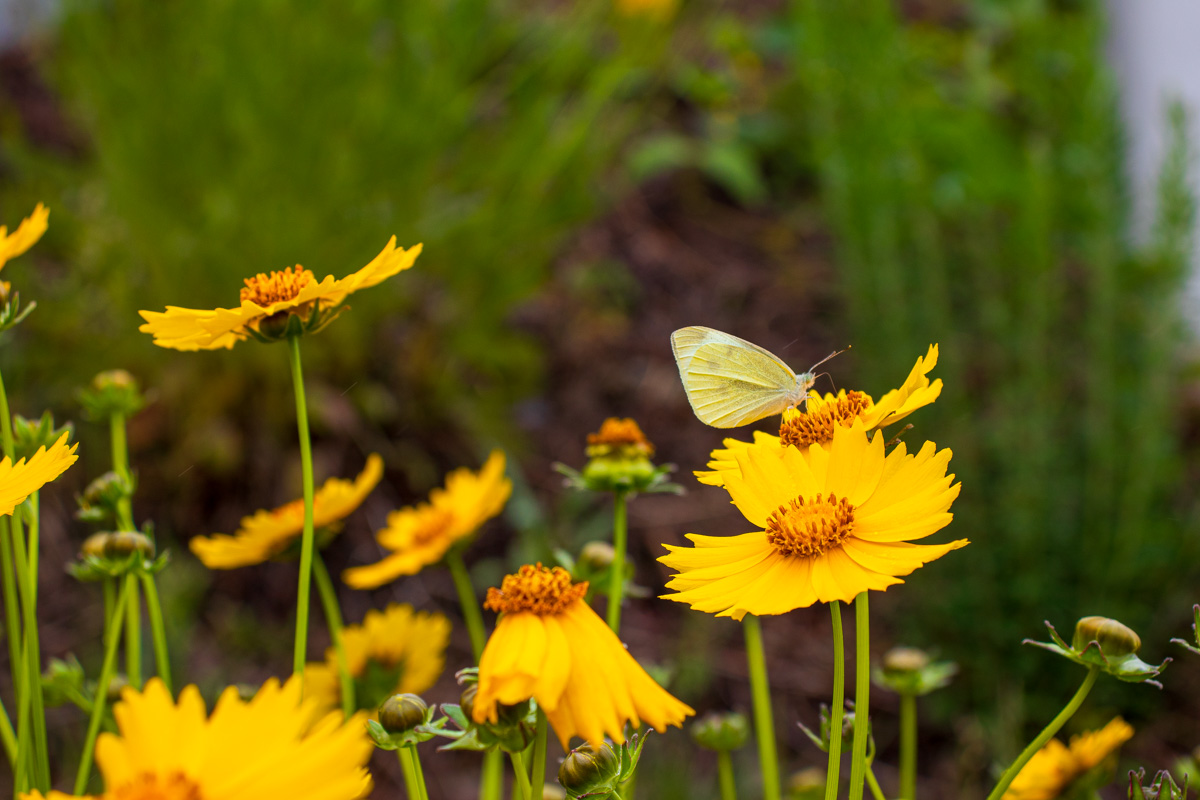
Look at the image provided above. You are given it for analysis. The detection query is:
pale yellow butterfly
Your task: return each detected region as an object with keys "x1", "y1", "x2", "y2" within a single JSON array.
[{"x1": 671, "y1": 326, "x2": 842, "y2": 428}]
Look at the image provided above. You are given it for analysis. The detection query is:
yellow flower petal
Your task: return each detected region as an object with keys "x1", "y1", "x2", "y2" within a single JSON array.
[
  {"x1": 0, "y1": 433, "x2": 77, "y2": 516},
  {"x1": 0, "y1": 203, "x2": 49, "y2": 271}
]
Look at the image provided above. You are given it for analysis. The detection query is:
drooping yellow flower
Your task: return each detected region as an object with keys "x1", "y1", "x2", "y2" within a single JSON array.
[
  {"x1": 137, "y1": 237, "x2": 422, "y2": 350},
  {"x1": 0, "y1": 203, "x2": 49, "y2": 271},
  {"x1": 20, "y1": 676, "x2": 372, "y2": 800},
  {"x1": 660, "y1": 421, "x2": 964, "y2": 617},
  {"x1": 474, "y1": 564, "x2": 693, "y2": 749},
  {"x1": 343, "y1": 451, "x2": 510, "y2": 588},
  {"x1": 304, "y1": 604, "x2": 450, "y2": 715},
  {"x1": 0, "y1": 432, "x2": 77, "y2": 516},
  {"x1": 697, "y1": 345, "x2": 942, "y2": 487},
  {"x1": 190, "y1": 454, "x2": 383, "y2": 569},
  {"x1": 586, "y1": 418, "x2": 654, "y2": 459},
  {"x1": 1002, "y1": 717, "x2": 1134, "y2": 800}
]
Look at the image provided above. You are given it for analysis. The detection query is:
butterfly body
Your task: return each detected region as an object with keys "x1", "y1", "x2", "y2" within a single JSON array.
[{"x1": 671, "y1": 326, "x2": 825, "y2": 428}]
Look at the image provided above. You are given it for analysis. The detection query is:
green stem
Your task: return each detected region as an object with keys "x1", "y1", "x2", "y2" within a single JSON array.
[
  {"x1": 717, "y1": 749, "x2": 738, "y2": 800},
  {"x1": 139, "y1": 573, "x2": 172, "y2": 693},
  {"x1": 398, "y1": 748, "x2": 421, "y2": 799},
  {"x1": 866, "y1": 765, "x2": 886, "y2": 800},
  {"x1": 103, "y1": 579, "x2": 115, "y2": 644},
  {"x1": 0, "y1": 695, "x2": 16, "y2": 768},
  {"x1": 531, "y1": 709, "x2": 548, "y2": 800},
  {"x1": 312, "y1": 553, "x2": 354, "y2": 717},
  {"x1": 606, "y1": 489, "x2": 628, "y2": 632},
  {"x1": 110, "y1": 412, "x2": 134, "y2": 531},
  {"x1": 848, "y1": 593, "x2": 870, "y2": 800},
  {"x1": 0, "y1": 518, "x2": 21, "y2": 709},
  {"x1": 509, "y1": 749, "x2": 533, "y2": 800},
  {"x1": 75, "y1": 576, "x2": 130, "y2": 795},
  {"x1": 287, "y1": 335, "x2": 317, "y2": 683},
  {"x1": 410, "y1": 746, "x2": 430, "y2": 800},
  {"x1": 899, "y1": 692, "x2": 916, "y2": 799},
  {"x1": 10, "y1": 501, "x2": 47, "y2": 792},
  {"x1": 480, "y1": 749, "x2": 503, "y2": 800},
  {"x1": 126, "y1": 577, "x2": 142, "y2": 688},
  {"x1": 743, "y1": 615, "x2": 780, "y2": 800},
  {"x1": 446, "y1": 547, "x2": 486, "y2": 662},
  {"x1": 985, "y1": 667, "x2": 1100, "y2": 800},
  {"x1": 826, "y1": 601, "x2": 845, "y2": 800},
  {"x1": 24, "y1": 494, "x2": 48, "y2": 790}
]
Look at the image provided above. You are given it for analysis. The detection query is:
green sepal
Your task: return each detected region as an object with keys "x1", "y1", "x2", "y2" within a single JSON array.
[
  {"x1": 0, "y1": 291, "x2": 36, "y2": 335},
  {"x1": 554, "y1": 461, "x2": 683, "y2": 496},
  {"x1": 1170, "y1": 605, "x2": 1200, "y2": 656},
  {"x1": 1025, "y1": 620, "x2": 1170, "y2": 687},
  {"x1": 69, "y1": 546, "x2": 169, "y2": 583},
  {"x1": 367, "y1": 703, "x2": 440, "y2": 750},
  {"x1": 12, "y1": 411, "x2": 74, "y2": 462},
  {"x1": 1129, "y1": 768, "x2": 1189, "y2": 800}
]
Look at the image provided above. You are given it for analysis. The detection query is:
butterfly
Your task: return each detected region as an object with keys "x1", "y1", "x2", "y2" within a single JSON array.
[{"x1": 671, "y1": 326, "x2": 842, "y2": 428}]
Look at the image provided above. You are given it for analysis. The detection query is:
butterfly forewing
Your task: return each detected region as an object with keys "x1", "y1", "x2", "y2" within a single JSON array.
[{"x1": 682, "y1": 340, "x2": 800, "y2": 427}]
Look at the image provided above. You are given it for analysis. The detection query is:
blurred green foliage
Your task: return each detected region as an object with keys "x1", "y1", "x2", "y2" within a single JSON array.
[
  {"x1": 2, "y1": 0, "x2": 670, "y2": 455},
  {"x1": 784, "y1": 0, "x2": 1196, "y2": 729}
]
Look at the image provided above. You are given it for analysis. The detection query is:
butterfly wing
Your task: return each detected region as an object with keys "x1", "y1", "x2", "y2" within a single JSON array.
[{"x1": 671, "y1": 327, "x2": 801, "y2": 428}]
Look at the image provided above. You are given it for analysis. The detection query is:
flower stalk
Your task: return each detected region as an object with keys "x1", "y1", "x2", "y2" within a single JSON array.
[
  {"x1": 743, "y1": 614, "x2": 780, "y2": 800},
  {"x1": 139, "y1": 572, "x2": 172, "y2": 693},
  {"x1": 848, "y1": 592, "x2": 871, "y2": 800},
  {"x1": 985, "y1": 666, "x2": 1100, "y2": 800},
  {"x1": 607, "y1": 489, "x2": 628, "y2": 632},
  {"x1": 446, "y1": 547, "x2": 486, "y2": 662},
  {"x1": 899, "y1": 692, "x2": 916, "y2": 799},
  {"x1": 826, "y1": 601, "x2": 845, "y2": 800},
  {"x1": 510, "y1": 748, "x2": 533, "y2": 800},
  {"x1": 717, "y1": 749, "x2": 737, "y2": 800},
  {"x1": 311, "y1": 552, "x2": 354, "y2": 717},
  {"x1": 531, "y1": 709, "x2": 548, "y2": 800},
  {"x1": 287, "y1": 334, "x2": 318, "y2": 681},
  {"x1": 74, "y1": 575, "x2": 130, "y2": 795}
]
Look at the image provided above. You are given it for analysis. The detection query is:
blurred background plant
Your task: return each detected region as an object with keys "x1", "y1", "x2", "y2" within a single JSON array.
[{"x1": 0, "y1": 0, "x2": 1197, "y2": 796}]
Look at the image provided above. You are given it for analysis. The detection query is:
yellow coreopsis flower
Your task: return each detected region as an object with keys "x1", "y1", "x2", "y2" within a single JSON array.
[
  {"x1": 0, "y1": 432, "x2": 77, "y2": 516},
  {"x1": 190, "y1": 454, "x2": 383, "y2": 568},
  {"x1": 137, "y1": 237, "x2": 421, "y2": 350},
  {"x1": 305, "y1": 603, "x2": 450, "y2": 715},
  {"x1": 0, "y1": 203, "x2": 49, "y2": 271},
  {"x1": 20, "y1": 677, "x2": 372, "y2": 800},
  {"x1": 1002, "y1": 717, "x2": 1134, "y2": 800},
  {"x1": 697, "y1": 345, "x2": 942, "y2": 487},
  {"x1": 342, "y1": 450, "x2": 511, "y2": 588},
  {"x1": 660, "y1": 421, "x2": 964, "y2": 616},
  {"x1": 474, "y1": 564, "x2": 694, "y2": 748}
]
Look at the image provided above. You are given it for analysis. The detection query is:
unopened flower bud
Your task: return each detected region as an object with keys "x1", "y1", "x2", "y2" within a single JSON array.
[
  {"x1": 103, "y1": 531, "x2": 154, "y2": 560},
  {"x1": 542, "y1": 786, "x2": 567, "y2": 800},
  {"x1": 378, "y1": 693, "x2": 428, "y2": 734},
  {"x1": 1128, "y1": 767, "x2": 1188, "y2": 800},
  {"x1": 558, "y1": 742, "x2": 620, "y2": 797},
  {"x1": 883, "y1": 646, "x2": 930, "y2": 674},
  {"x1": 787, "y1": 767, "x2": 827, "y2": 800},
  {"x1": 691, "y1": 711, "x2": 750, "y2": 751},
  {"x1": 106, "y1": 675, "x2": 129, "y2": 702},
  {"x1": 1074, "y1": 616, "x2": 1141, "y2": 658},
  {"x1": 459, "y1": 683, "x2": 478, "y2": 722},
  {"x1": 81, "y1": 532, "x2": 110, "y2": 559},
  {"x1": 78, "y1": 370, "x2": 146, "y2": 420},
  {"x1": 579, "y1": 541, "x2": 616, "y2": 572}
]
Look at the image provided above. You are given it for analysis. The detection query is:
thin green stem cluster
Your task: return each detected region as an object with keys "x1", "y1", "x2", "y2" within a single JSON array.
[
  {"x1": 848, "y1": 593, "x2": 871, "y2": 800},
  {"x1": 287, "y1": 335, "x2": 318, "y2": 683},
  {"x1": 826, "y1": 601, "x2": 845, "y2": 800},
  {"x1": 743, "y1": 614, "x2": 780, "y2": 800}
]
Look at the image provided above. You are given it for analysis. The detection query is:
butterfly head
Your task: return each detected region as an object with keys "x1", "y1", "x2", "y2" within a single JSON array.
[{"x1": 791, "y1": 372, "x2": 818, "y2": 408}]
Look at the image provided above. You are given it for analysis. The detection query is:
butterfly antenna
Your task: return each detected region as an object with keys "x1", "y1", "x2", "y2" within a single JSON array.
[
  {"x1": 809, "y1": 345, "x2": 850, "y2": 372},
  {"x1": 885, "y1": 424, "x2": 914, "y2": 449}
]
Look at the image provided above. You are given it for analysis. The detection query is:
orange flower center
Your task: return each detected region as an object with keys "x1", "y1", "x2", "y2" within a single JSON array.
[
  {"x1": 412, "y1": 508, "x2": 455, "y2": 546},
  {"x1": 485, "y1": 564, "x2": 588, "y2": 616},
  {"x1": 240, "y1": 265, "x2": 316, "y2": 306},
  {"x1": 586, "y1": 417, "x2": 654, "y2": 458},
  {"x1": 765, "y1": 493, "x2": 856, "y2": 557},
  {"x1": 780, "y1": 391, "x2": 873, "y2": 449},
  {"x1": 111, "y1": 771, "x2": 202, "y2": 800}
]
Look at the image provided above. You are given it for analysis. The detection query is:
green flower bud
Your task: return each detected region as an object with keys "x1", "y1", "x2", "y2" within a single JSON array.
[
  {"x1": 80, "y1": 532, "x2": 110, "y2": 559},
  {"x1": 691, "y1": 712, "x2": 750, "y2": 751},
  {"x1": 883, "y1": 646, "x2": 930, "y2": 673},
  {"x1": 874, "y1": 646, "x2": 957, "y2": 696},
  {"x1": 786, "y1": 767, "x2": 827, "y2": 800},
  {"x1": 12, "y1": 411, "x2": 73, "y2": 462},
  {"x1": 542, "y1": 786, "x2": 568, "y2": 800},
  {"x1": 379, "y1": 693, "x2": 428, "y2": 735},
  {"x1": 558, "y1": 742, "x2": 621, "y2": 797},
  {"x1": 1128, "y1": 768, "x2": 1189, "y2": 800},
  {"x1": 103, "y1": 531, "x2": 155, "y2": 560},
  {"x1": 78, "y1": 370, "x2": 147, "y2": 420},
  {"x1": 578, "y1": 541, "x2": 616, "y2": 572},
  {"x1": 76, "y1": 471, "x2": 135, "y2": 524},
  {"x1": 1074, "y1": 617, "x2": 1141, "y2": 658},
  {"x1": 459, "y1": 683, "x2": 478, "y2": 722},
  {"x1": 106, "y1": 675, "x2": 129, "y2": 702}
]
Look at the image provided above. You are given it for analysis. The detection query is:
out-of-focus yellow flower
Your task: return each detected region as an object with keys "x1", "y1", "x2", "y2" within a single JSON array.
[
  {"x1": 1002, "y1": 717, "x2": 1134, "y2": 800},
  {"x1": 20, "y1": 677, "x2": 372, "y2": 800},
  {"x1": 343, "y1": 451, "x2": 510, "y2": 588},
  {"x1": 305, "y1": 604, "x2": 450, "y2": 716},
  {"x1": 697, "y1": 345, "x2": 941, "y2": 487},
  {"x1": 0, "y1": 203, "x2": 49, "y2": 271},
  {"x1": 190, "y1": 454, "x2": 383, "y2": 569},
  {"x1": 660, "y1": 421, "x2": 964, "y2": 617},
  {"x1": 473, "y1": 563, "x2": 693, "y2": 749},
  {"x1": 0, "y1": 432, "x2": 77, "y2": 516},
  {"x1": 137, "y1": 237, "x2": 421, "y2": 350}
]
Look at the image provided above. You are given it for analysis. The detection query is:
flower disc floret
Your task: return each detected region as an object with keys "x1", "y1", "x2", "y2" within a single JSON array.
[
  {"x1": 780, "y1": 391, "x2": 873, "y2": 449},
  {"x1": 485, "y1": 564, "x2": 588, "y2": 616},
  {"x1": 586, "y1": 417, "x2": 654, "y2": 458},
  {"x1": 766, "y1": 494, "x2": 855, "y2": 558}
]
